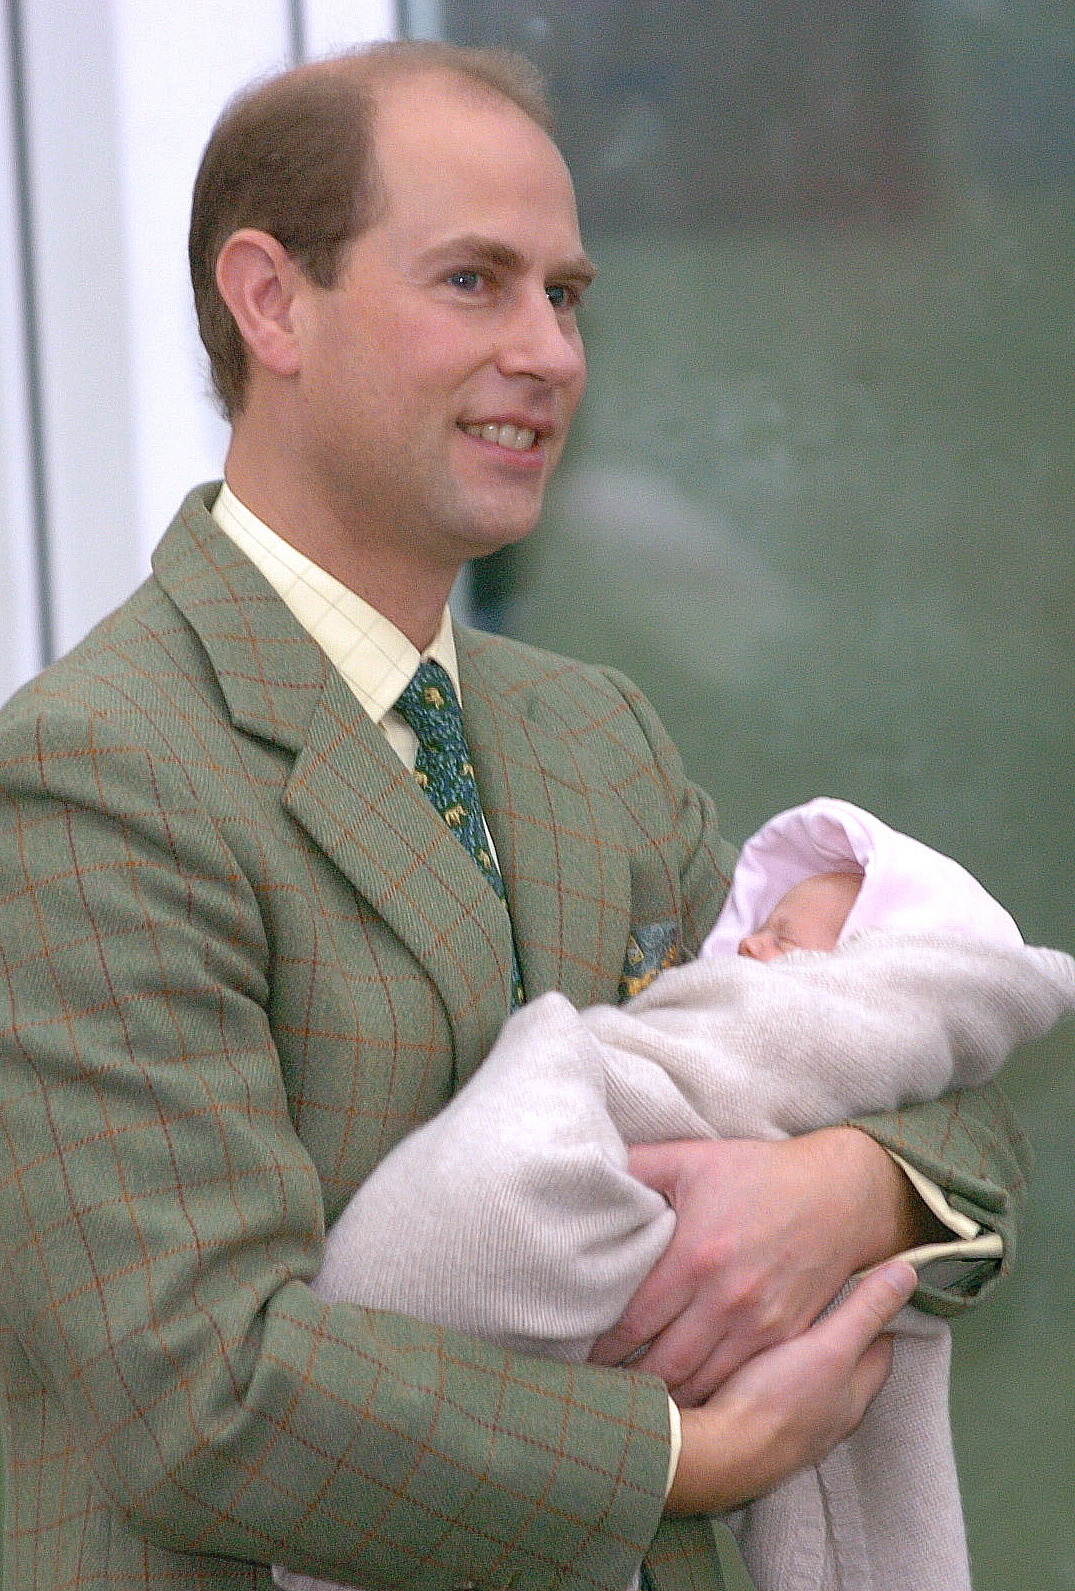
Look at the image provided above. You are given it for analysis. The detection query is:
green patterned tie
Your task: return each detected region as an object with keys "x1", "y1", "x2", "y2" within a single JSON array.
[{"x1": 395, "y1": 659, "x2": 524, "y2": 1010}]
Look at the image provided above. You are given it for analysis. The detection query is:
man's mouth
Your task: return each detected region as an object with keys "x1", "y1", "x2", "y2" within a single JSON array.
[{"x1": 461, "y1": 421, "x2": 539, "y2": 452}]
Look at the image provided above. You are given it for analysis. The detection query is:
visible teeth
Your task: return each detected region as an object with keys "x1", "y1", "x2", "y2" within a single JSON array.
[{"x1": 464, "y1": 422, "x2": 537, "y2": 451}]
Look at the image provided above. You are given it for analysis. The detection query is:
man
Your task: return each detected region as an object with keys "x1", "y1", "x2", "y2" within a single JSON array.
[{"x1": 0, "y1": 41, "x2": 1028, "y2": 1591}]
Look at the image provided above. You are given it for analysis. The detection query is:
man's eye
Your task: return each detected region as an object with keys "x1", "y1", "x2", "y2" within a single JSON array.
[
  {"x1": 448, "y1": 269, "x2": 484, "y2": 292},
  {"x1": 546, "y1": 283, "x2": 579, "y2": 310}
]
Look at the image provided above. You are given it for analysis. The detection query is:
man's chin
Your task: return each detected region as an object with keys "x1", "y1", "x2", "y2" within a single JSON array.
[{"x1": 451, "y1": 509, "x2": 543, "y2": 563}]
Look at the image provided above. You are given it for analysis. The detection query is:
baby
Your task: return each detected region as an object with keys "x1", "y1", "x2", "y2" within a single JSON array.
[{"x1": 275, "y1": 799, "x2": 1074, "y2": 1591}]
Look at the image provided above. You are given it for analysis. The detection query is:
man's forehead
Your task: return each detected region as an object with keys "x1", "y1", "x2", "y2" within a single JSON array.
[
  {"x1": 371, "y1": 63, "x2": 532, "y2": 122},
  {"x1": 371, "y1": 67, "x2": 565, "y2": 177},
  {"x1": 366, "y1": 72, "x2": 585, "y2": 254}
]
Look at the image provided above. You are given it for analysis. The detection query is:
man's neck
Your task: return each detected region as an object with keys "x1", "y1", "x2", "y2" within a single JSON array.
[{"x1": 222, "y1": 445, "x2": 456, "y2": 654}]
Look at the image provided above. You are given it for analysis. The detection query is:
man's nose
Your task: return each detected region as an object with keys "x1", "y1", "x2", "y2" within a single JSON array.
[
  {"x1": 737, "y1": 930, "x2": 781, "y2": 962},
  {"x1": 498, "y1": 291, "x2": 585, "y2": 386}
]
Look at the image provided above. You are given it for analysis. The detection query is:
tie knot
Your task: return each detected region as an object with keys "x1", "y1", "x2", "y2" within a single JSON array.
[{"x1": 394, "y1": 659, "x2": 463, "y2": 743}]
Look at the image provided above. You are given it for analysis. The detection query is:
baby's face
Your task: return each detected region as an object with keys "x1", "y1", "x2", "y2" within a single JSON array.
[{"x1": 737, "y1": 871, "x2": 862, "y2": 961}]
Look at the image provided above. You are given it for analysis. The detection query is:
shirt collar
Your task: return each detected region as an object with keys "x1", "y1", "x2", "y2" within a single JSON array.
[{"x1": 211, "y1": 481, "x2": 459, "y2": 725}]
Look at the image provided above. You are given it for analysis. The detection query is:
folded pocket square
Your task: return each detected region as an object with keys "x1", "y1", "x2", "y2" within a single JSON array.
[{"x1": 619, "y1": 920, "x2": 679, "y2": 1000}]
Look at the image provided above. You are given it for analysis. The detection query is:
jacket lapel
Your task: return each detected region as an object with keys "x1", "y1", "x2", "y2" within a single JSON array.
[
  {"x1": 457, "y1": 630, "x2": 632, "y2": 1076},
  {"x1": 152, "y1": 487, "x2": 515, "y2": 1075},
  {"x1": 283, "y1": 674, "x2": 517, "y2": 1075}
]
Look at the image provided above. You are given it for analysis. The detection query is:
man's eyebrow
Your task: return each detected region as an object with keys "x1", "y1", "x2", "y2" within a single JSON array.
[
  {"x1": 554, "y1": 252, "x2": 598, "y2": 287},
  {"x1": 428, "y1": 235, "x2": 597, "y2": 285}
]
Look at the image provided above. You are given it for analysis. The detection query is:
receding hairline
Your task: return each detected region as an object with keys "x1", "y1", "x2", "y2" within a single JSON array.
[
  {"x1": 264, "y1": 41, "x2": 556, "y2": 136},
  {"x1": 234, "y1": 47, "x2": 563, "y2": 235}
]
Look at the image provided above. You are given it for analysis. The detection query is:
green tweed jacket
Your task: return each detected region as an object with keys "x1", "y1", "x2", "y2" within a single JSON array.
[{"x1": 0, "y1": 486, "x2": 1029, "y2": 1591}]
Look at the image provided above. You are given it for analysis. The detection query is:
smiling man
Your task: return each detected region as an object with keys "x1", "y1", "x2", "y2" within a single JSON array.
[
  {"x1": 211, "y1": 59, "x2": 593, "y2": 643},
  {"x1": 0, "y1": 41, "x2": 1028, "y2": 1591}
]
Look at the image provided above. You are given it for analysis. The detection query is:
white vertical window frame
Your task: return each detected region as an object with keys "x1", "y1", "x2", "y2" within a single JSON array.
[
  {"x1": 74, "y1": 0, "x2": 401, "y2": 571},
  {"x1": 397, "y1": 0, "x2": 443, "y2": 41},
  {"x1": 304, "y1": 0, "x2": 398, "y2": 55},
  {"x1": 12, "y1": 0, "x2": 141, "y2": 664},
  {"x1": 0, "y1": 0, "x2": 45, "y2": 699},
  {"x1": 109, "y1": 0, "x2": 295, "y2": 568},
  {"x1": 0, "y1": 0, "x2": 400, "y2": 693}
]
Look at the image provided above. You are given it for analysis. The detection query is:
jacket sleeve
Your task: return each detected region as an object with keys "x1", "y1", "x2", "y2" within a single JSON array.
[
  {"x1": 850, "y1": 1085, "x2": 1032, "y2": 1314},
  {"x1": 0, "y1": 698, "x2": 671, "y2": 1591}
]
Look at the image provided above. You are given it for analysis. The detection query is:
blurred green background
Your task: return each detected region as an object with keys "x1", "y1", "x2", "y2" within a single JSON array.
[{"x1": 448, "y1": 2, "x2": 1075, "y2": 1584}]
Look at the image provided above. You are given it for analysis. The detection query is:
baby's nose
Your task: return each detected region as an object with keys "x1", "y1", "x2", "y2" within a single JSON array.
[{"x1": 737, "y1": 930, "x2": 782, "y2": 962}]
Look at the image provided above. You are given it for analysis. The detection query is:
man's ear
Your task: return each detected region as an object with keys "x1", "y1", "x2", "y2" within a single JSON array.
[{"x1": 215, "y1": 229, "x2": 306, "y2": 379}]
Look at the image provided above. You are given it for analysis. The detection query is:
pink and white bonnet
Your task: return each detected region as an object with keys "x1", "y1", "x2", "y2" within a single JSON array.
[{"x1": 701, "y1": 796, "x2": 1023, "y2": 958}]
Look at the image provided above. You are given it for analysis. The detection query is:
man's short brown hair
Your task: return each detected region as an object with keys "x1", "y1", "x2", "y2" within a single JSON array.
[{"x1": 189, "y1": 41, "x2": 554, "y2": 419}]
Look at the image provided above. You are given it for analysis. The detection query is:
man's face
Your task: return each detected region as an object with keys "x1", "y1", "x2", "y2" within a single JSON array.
[{"x1": 290, "y1": 71, "x2": 592, "y2": 575}]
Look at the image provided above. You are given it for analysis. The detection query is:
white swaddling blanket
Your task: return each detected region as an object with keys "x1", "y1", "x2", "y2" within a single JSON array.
[{"x1": 276, "y1": 933, "x2": 1075, "y2": 1591}]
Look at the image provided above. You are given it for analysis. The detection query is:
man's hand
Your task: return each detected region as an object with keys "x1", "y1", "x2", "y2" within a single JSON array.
[
  {"x1": 589, "y1": 1128, "x2": 933, "y2": 1405},
  {"x1": 665, "y1": 1260, "x2": 918, "y2": 1514}
]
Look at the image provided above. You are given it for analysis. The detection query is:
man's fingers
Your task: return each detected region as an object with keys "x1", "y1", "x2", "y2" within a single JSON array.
[
  {"x1": 667, "y1": 1262, "x2": 916, "y2": 1406},
  {"x1": 619, "y1": 1307, "x2": 762, "y2": 1400},
  {"x1": 588, "y1": 1144, "x2": 686, "y2": 1365},
  {"x1": 596, "y1": 1143, "x2": 918, "y2": 1392},
  {"x1": 840, "y1": 1261, "x2": 918, "y2": 1351},
  {"x1": 596, "y1": 1304, "x2": 718, "y2": 1388},
  {"x1": 588, "y1": 1265, "x2": 682, "y2": 1366},
  {"x1": 851, "y1": 1333, "x2": 896, "y2": 1410},
  {"x1": 665, "y1": 1262, "x2": 916, "y2": 1513}
]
